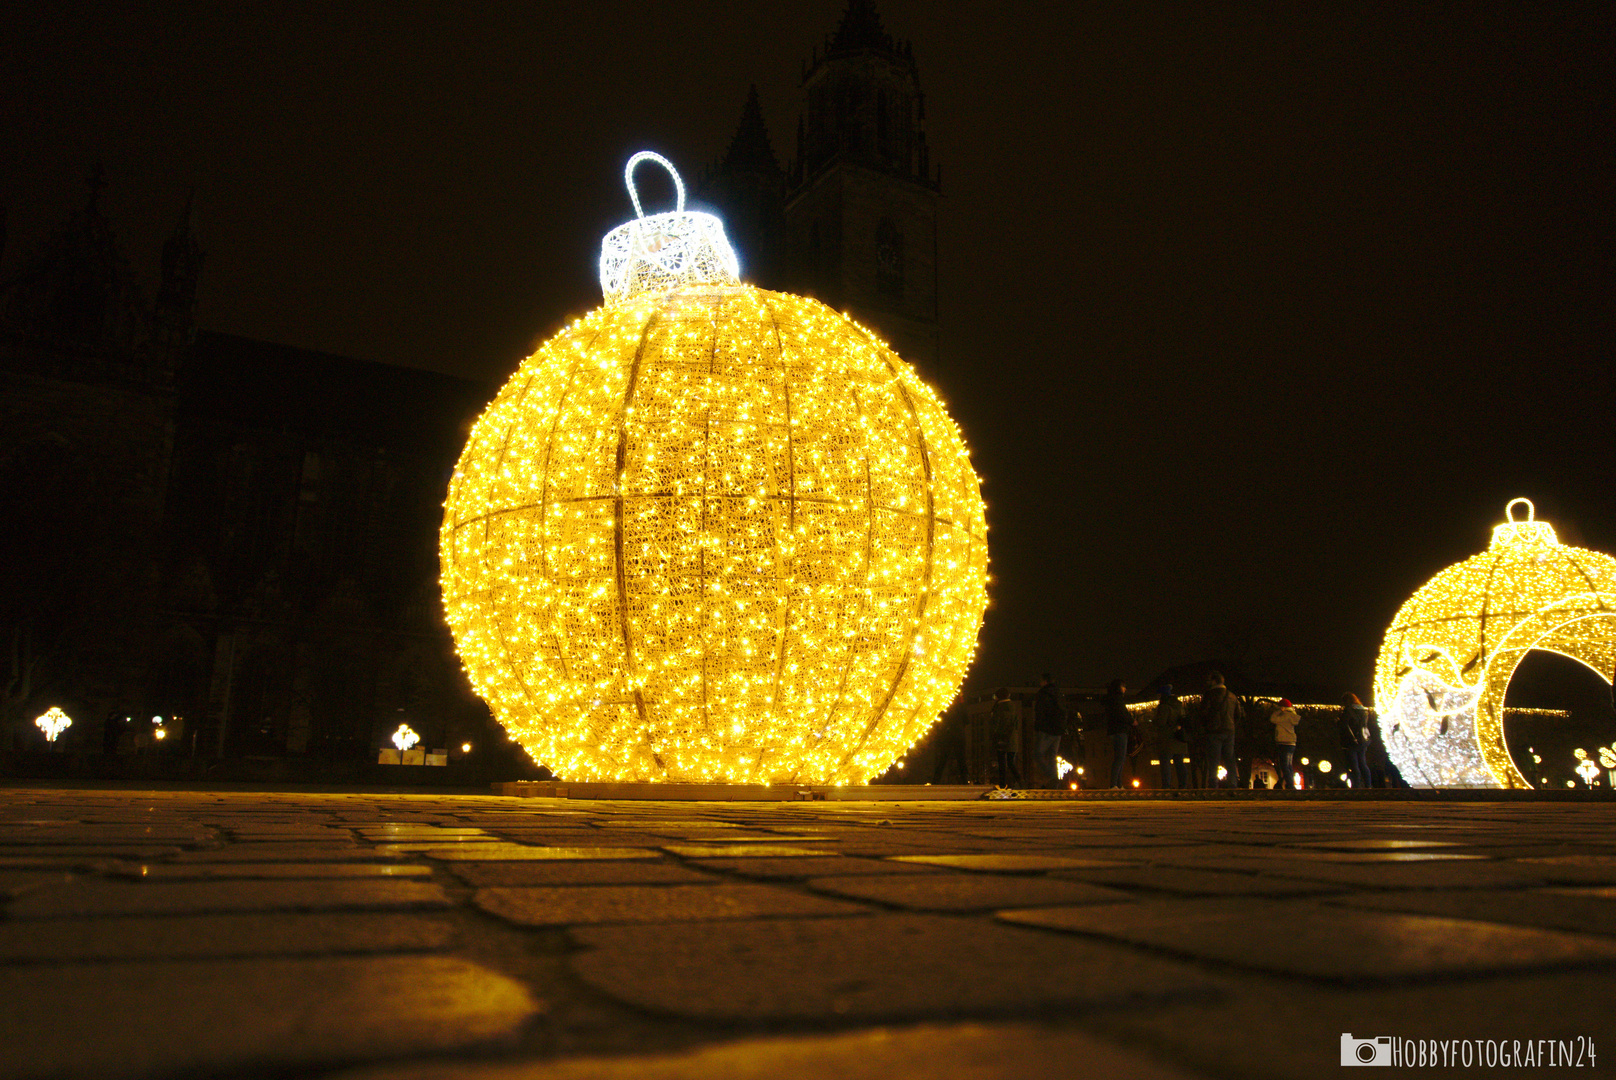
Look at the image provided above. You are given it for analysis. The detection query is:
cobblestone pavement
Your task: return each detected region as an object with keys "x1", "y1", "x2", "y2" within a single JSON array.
[{"x1": 2, "y1": 787, "x2": 1614, "y2": 1079}]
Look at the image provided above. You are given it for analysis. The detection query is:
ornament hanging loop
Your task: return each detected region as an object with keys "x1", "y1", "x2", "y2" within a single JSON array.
[
  {"x1": 1505, "y1": 497, "x2": 1535, "y2": 524},
  {"x1": 624, "y1": 152, "x2": 685, "y2": 220}
]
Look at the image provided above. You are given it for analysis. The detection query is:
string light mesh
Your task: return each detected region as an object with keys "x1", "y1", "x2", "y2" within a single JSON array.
[
  {"x1": 441, "y1": 155, "x2": 988, "y2": 785},
  {"x1": 1373, "y1": 499, "x2": 1616, "y2": 788}
]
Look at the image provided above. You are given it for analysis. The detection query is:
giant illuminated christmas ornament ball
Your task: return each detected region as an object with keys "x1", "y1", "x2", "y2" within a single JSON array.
[
  {"x1": 440, "y1": 153, "x2": 989, "y2": 784},
  {"x1": 1373, "y1": 499, "x2": 1616, "y2": 788}
]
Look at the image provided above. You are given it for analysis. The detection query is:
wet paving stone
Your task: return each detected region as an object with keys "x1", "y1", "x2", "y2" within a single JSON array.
[
  {"x1": 997, "y1": 897, "x2": 1616, "y2": 981},
  {"x1": 8, "y1": 878, "x2": 451, "y2": 917},
  {"x1": 169, "y1": 843, "x2": 395, "y2": 862},
  {"x1": 1322, "y1": 887, "x2": 1616, "y2": 937},
  {"x1": 0, "y1": 846, "x2": 182, "y2": 862},
  {"x1": 890, "y1": 853, "x2": 1132, "y2": 873},
  {"x1": 0, "y1": 911, "x2": 458, "y2": 961},
  {"x1": 0, "y1": 955, "x2": 536, "y2": 1079},
  {"x1": 1252, "y1": 858, "x2": 1555, "y2": 889},
  {"x1": 331, "y1": 1022, "x2": 1201, "y2": 1080},
  {"x1": 0, "y1": 869, "x2": 72, "y2": 897},
  {"x1": 690, "y1": 855, "x2": 947, "y2": 879},
  {"x1": 475, "y1": 882, "x2": 868, "y2": 925},
  {"x1": 1, "y1": 787, "x2": 1612, "y2": 1080},
  {"x1": 662, "y1": 844, "x2": 837, "y2": 858},
  {"x1": 110, "y1": 861, "x2": 434, "y2": 880},
  {"x1": 568, "y1": 913, "x2": 1224, "y2": 1020},
  {"x1": 397, "y1": 844, "x2": 659, "y2": 861},
  {"x1": 1049, "y1": 865, "x2": 1343, "y2": 897},
  {"x1": 1284, "y1": 838, "x2": 1467, "y2": 851},
  {"x1": 448, "y1": 860, "x2": 719, "y2": 887},
  {"x1": 807, "y1": 873, "x2": 1133, "y2": 912}
]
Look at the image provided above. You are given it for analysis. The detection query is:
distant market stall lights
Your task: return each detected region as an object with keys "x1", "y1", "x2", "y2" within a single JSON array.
[
  {"x1": 440, "y1": 153, "x2": 989, "y2": 784},
  {"x1": 1374, "y1": 499, "x2": 1616, "y2": 788}
]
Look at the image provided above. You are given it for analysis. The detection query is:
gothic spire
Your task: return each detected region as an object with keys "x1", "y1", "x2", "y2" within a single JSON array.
[
  {"x1": 156, "y1": 190, "x2": 204, "y2": 350},
  {"x1": 719, "y1": 86, "x2": 783, "y2": 178},
  {"x1": 826, "y1": 0, "x2": 901, "y2": 61}
]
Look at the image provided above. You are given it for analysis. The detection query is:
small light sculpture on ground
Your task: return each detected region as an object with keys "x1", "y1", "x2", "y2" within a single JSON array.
[
  {"x1": 1373, "y1": 499, "x2": 1616, "y2": 788},
  {"x1": 35, "y1": 707, "x2": 71, "y2": 743},
  {"x1": 1573, "y1": 750, "x2": 1601, "y2": 787},
  {"x1": 392, "y1": 725, "x2": 420, "y2": 753},
  {"x1": 440, "y1": 153, "x2": 989, "y2": 784}
]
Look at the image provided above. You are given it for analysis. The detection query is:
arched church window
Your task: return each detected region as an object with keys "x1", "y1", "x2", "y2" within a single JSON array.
[
  {"x1": 875, "y1": 218, "x2": 903, "y2": 298},
  {"x1": 877, "y1": 88, "x2": 890, "y2": 160}
]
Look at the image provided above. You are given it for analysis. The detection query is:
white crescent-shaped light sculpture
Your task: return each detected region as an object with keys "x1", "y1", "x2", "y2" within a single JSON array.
[{"x1": 1373, "y1": 499, "x2": 1616, "y2": 788}]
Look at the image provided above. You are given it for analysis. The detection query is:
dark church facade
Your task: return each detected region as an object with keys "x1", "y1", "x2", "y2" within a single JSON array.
[
  {"x1": 0, "y1": 1, "x2": 944, "y2": 764},
  {"x1": 0, "y1": 179, "x2": 496, "y2": 761}
]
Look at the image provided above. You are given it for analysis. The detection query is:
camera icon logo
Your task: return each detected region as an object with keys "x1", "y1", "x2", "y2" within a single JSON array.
[{"x1": 1341, "y1": 1034, "x2": 1392, "y2": 1066}]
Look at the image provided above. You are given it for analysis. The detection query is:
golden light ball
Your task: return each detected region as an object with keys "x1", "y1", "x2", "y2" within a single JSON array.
[
  {"x1": 439, "y1": 154, "x2": 989, "y2": 784},
  {"x1": 1373, "y1": 498, "x2": 1616, "y2": 788}
]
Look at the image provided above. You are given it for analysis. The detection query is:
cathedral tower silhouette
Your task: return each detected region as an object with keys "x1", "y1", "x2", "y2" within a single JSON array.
[{"x1": 700, "y1": 0, "x2": 940, "y2": 371}]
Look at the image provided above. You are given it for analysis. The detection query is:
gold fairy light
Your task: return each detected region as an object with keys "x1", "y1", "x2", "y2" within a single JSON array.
[
  {"x1": 440, "y1": 154, "x2": 989, "y2": 785},
  {"x1": 1373, "y1": 499, "x2": 1616, "y2": 788}
]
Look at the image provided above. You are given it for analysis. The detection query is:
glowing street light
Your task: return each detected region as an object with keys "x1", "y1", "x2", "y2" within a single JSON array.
[
  {"x1": 35, "y1": 707, "x2": 71, "y2": 743},
  {"x1": 392, "y1": 725, "x2": 420, "y2": 752},
  {"x1": 1574, "y1": 749, "x2": 1601, "y2": 787}
]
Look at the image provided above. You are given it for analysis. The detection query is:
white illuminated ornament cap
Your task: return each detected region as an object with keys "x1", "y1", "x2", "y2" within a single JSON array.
[
  {"x1": 392, "y1": 724, "x2": 419, "y2": 752},
  {"x1": 1490, "y1": 497, "x2": 1558, "y2": 550},
  {"x1": 598, "y1": 152, "x2": 740, "y2": 303}
]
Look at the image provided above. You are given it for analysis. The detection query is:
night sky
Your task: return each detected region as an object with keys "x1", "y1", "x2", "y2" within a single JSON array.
[{"x1": 5, "y1": 2, "x2": 1611, "y2": 697}]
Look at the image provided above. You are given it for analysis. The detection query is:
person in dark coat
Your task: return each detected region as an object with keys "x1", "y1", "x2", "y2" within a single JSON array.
[
  {"x1": 1181, "y1": 687, "x2": 1207, "y2": 787},
  {"x1": 990, "y1": 687, "x2": 1021, "y2": 787},
  {"x1": 1152, "y1": 684, "x2": 1188, "y2": 788},
  {"x1": 1199, "y1": 672, "x2": 1244, "y2": 788},
  {"x1": 929, "y1": 702, "x2": 969, "y2": 785},
  {"x1": 1104, "y1": 679, "x2": 1134, "y2": 789},
  {"x1": 1340, "y1": 692, "x2": 1372, "y2": 789},
  {"x1": 1033, "y1": 674, "x2": 1065, "y2": 788}
]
